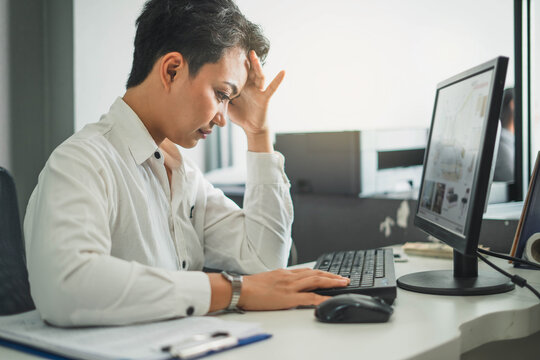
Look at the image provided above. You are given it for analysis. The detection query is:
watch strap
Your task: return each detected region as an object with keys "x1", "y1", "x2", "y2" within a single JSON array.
[{"x1": 221, "y1": 271, "x2": 243, "y2": 312}]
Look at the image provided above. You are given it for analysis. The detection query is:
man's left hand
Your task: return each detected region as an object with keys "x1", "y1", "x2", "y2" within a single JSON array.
[{"x1": 228, "y1": 50, "x2": 285, "y2": 152}]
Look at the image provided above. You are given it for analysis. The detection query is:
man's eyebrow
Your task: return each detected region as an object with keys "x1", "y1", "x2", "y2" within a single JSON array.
[{"x1": 223, "y1": 81, "x2": 239, "y2": 97}]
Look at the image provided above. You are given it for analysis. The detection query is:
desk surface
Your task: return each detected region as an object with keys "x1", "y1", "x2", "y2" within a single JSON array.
[{"x1": 1, "y1": 250, "x2": 539, "y2": 360}]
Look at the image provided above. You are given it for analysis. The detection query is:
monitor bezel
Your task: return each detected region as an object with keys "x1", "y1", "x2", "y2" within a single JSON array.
[{"x1": 414, "y1": 56, "x2": 508, "y2": 256}]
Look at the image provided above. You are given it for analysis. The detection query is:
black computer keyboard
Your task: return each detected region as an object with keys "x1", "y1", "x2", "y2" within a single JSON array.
[{"x1": 313, "y1": 248, "x2": 397, "y2": 305}]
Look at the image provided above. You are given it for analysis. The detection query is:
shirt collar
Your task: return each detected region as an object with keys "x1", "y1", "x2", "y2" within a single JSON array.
[{"x1": 109, "y1": 97, "x2": 159, "y2": 165}]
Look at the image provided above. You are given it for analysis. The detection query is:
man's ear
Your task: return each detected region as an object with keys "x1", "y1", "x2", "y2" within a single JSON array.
[{"x1": 160, "y1": 52, "x2": 186, "y2": 91}]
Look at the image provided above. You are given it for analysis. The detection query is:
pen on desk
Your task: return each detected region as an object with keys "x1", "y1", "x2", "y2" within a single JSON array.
[{"x1": 161, "y1": 331, "x2": 238, "y2": 359}]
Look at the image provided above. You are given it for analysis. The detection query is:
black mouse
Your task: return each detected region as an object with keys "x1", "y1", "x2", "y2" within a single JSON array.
[{"x1": 315, "y1": 294, "x2": 393, "y2": 323}]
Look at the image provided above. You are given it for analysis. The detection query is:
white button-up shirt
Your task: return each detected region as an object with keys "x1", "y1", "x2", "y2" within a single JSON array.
[{"x1": 24, "y1": 97, "x2": 293, "y2": 326}]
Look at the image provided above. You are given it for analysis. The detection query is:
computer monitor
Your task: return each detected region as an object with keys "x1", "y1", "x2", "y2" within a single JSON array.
[{"x1": 397, "y1": 57, "x2": 515, "y2": 295}]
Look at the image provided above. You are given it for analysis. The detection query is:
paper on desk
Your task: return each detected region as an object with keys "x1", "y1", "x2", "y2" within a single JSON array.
[{"x1": 0, "y1": 310, "x2": 264, "y2": 360}]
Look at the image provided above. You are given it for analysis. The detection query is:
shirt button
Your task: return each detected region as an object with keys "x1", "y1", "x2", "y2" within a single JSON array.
[
  {"x1": 186, "y1": 306, "x2": 194, "y2": 316},
  {"x1": 182, "y1": 260, "x2": 187, "y2": 269},
  {"x1": 154, "y1": 151, "x2": 161, "y2": 159}
]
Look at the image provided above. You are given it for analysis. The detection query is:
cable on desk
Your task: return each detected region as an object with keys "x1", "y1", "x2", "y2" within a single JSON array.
[
  {"x1": 476, "y1": 252, "x2": 540, "y2": 301},
  {"x1": 477, "y1": 248, "x2": 540, "y2": 270}
]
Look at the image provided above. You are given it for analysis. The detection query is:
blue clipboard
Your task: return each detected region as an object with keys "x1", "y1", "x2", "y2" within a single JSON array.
[
  {"x1": 183, "y1": 333, "x2": 272, "y2": 360},
  {"x1": 0, "y1": 338, "x2": 71, "y2": 360},
  {"x1": 0, "y1": 333, "x2": 272, "y2": 360}
]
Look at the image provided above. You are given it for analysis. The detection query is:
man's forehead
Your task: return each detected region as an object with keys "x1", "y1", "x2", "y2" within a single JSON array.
[
  {"x1": 194, "y1": 47, "x2": 250, "y2": 93},
  {"x1": 219, "y1": 48, "x2": 250, "y2": 92}
]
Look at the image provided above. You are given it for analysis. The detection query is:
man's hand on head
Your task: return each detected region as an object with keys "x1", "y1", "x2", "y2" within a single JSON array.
[{"x1": 228, "y1": 50, "x2": 285, "y2": 153}]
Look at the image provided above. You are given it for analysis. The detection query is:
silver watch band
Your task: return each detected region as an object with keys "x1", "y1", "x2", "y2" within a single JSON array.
[{"x1": 221, "y1": 271, "x2": 243, "y2": 311}]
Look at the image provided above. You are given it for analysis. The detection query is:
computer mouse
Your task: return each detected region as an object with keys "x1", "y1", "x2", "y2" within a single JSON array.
[{"x1": 315, "y1": 294, "x2": 393, "y2": 323}]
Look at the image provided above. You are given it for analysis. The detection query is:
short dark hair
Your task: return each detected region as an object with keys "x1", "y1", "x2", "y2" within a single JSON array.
[{"x1": 126, "y1": 0, "x2": 270, "y2": 88}]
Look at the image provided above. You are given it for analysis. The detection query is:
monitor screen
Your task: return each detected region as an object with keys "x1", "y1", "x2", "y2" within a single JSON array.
[
  {"x1": 417, "y1": 69, "x2": 494, "y2": 237},
  {"x1": 397, "y1": 57, "x2": 515, "y2": 296}
]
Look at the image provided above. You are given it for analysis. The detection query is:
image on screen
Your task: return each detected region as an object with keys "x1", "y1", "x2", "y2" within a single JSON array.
[{"x1": 417, "y1": 69, "x2": 494, "y2": 236}]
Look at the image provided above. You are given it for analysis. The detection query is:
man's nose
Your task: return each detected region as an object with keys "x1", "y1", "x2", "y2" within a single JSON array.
[{"x1": 212, "y1": 102, "x2": 228, "y2": 127}]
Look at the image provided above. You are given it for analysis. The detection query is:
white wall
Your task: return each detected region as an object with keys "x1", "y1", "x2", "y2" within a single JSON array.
[
  {"x1": 74, "y1": 0, "x2": 145, "y2": 131},
  {"x1": 0, "y1": 0, "x2": 9, "y2": 171},
  {"x1": 236, "y1": 0, "x2": 514, "y2": 133}
]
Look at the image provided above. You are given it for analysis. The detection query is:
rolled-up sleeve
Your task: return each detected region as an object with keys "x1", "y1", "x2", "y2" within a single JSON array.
[
  {"x1": 24, "y1": 142, "x2": 211, "y2": 327},
  {"x1": 202, "y1": 151, "x2": 294, "y2": 274}
]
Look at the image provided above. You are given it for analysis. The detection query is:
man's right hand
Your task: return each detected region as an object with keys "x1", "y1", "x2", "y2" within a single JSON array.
[
  {"x1": 207, "y1": 268, "x2": 350, "y2": 312},
  {"x1": 238, "y1": 268, "x2": 349, "y2": 310}
]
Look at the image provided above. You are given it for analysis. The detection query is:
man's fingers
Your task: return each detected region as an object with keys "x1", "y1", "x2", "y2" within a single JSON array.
[
  {"x1": 290, "y1": 268, "x2": 347, "y2": 281},
  {"x1": 245, "y1": 50, "x2": 284, "y2": 98},
  {"x1": 289, "y1": 268, "x2": 313, "y2": 273},
  {"x1": 295, "y1": 293, "x2": 331, "y2": 307},
  {"x1": 248, "y1": 50, "x2": 265, "y2": 89},
  {"x1": 264, "y1": 70, "x2": 285, "y2": 98},
  {"x1": 292, "y1": 275, "x2": 349, "y2": 292}
]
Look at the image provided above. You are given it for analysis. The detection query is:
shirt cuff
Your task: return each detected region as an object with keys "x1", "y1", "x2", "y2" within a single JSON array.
[
  {"x1": 171, "y1": 271, "x2": 211, "y2": 316},
  {"x1": 246, "y1": 151, "x2": 290, "y2": 185}
]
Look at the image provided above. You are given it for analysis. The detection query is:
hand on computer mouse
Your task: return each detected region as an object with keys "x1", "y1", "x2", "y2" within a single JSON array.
[{"x1": 315, "y1": 294, "x2": 393, "y2": 323}]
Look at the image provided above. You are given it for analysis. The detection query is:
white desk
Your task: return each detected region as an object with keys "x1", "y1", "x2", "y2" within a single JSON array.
[
  {"x1": 1, "y1": 252, "x2": 539, "y2": 360},
  {"x1": 219, "y1": 252, "x2": 540, "y2": 360}
]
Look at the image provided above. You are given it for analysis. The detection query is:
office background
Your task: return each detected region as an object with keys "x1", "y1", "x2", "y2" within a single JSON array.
[
  {"x1": 0, "y1": 0, "x2": 539, "y2": 220},
  {"x1": 1, "y1": 3, "x2": 539, "y2": 358}
]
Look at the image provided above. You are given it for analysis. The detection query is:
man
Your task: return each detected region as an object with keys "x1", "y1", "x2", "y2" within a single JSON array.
[
  {"x1": 494, "y1": 88, "x2": 515, "y2": 182},
  {"x1": 24, "y1": 0, "x2": 348, "y2": 327}
]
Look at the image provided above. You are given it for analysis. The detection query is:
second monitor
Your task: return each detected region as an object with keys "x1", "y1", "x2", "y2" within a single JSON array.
[{"x1": 274, "y1": 129, "x2": 428, "y2": 196}]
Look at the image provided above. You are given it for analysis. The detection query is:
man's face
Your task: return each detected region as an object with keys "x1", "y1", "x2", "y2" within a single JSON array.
[{"x1": 163, "y1": 47, "x2": 250, "y2": 148}]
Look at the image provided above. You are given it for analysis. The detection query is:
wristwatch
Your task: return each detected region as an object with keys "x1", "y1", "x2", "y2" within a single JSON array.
[{"x1": 221, "y1": 271, "x2": 243, "y2": 312}]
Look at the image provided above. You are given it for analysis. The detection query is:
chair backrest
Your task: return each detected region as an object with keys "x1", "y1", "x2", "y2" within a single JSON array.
[{"x1": 0, "y1": 167, "x2": 35, "y2": 315}]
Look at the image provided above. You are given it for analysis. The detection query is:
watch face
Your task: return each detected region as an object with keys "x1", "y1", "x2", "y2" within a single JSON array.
[
  {"x1": 221, "y1": 271, "x2": 233, "y2": 281},
  {"x1": 222, "y1": 271, "x2": 242, "y2": 281}
]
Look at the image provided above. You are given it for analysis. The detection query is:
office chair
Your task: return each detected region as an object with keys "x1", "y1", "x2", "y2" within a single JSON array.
[{"x1": 0, "y1": 167, "x2": 35, "y2": 315}]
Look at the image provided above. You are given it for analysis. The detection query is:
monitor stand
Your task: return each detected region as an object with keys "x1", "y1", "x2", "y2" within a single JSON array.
[{"x1": 397, "y1": 250, "x2": 515, "y2": 295}]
